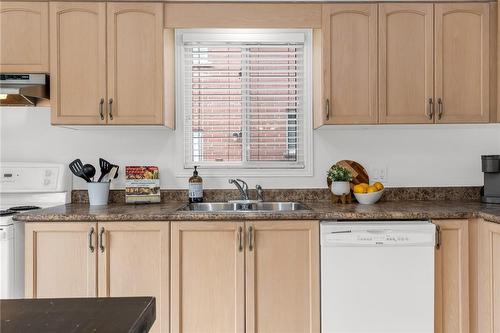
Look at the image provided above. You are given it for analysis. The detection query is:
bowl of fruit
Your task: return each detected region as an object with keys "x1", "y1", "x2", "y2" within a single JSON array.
[{"x1": 353, "y1": 182, "x2": 385, "y2": 205}]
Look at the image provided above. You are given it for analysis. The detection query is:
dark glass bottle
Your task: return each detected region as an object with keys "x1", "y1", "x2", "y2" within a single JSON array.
[{"x1": 188, "y1": 166, "x2": 203, "y2": 203}]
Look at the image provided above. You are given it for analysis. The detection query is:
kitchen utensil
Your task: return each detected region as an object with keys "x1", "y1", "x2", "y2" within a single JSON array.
[
  {"x1": 69, "y1": 159, "x2": 91, "y2": 182},
  {"x1": 327, "y1": 160, "x2": 369, "y2": 188},
  {"x1": 97, "y1": 158, "x2": 116, "y2": 182},
  {"x1": 104, "y1": 166, "x2": 119, "y2": 182},
  {"x1": 82, "y1": 164, "x2": 96, "y2": 182}
]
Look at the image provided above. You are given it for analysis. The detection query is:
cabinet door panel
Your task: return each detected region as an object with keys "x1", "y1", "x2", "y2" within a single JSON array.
[
  {"x1": 107, "y1": 3, "x2": 163, "y2": 125},
  {"x1": 434, "y1": 219, "x2": 469, "y2": 333},
  {"x1": 97, "y1": 222, "x2": 169, "y2": 333},
  {"x1": 0, "y1": 2, "x2": 49, "y2": 72},
  {"x1": 25, "y1": 222, "x2": 97, "y2": 298},
  {"x1": 245, "y1": 221, "x2": 319, "y2": 333},
  {"x1": 322, "y1": 4, "x2": 377, "y2": 124},
  {"x1": 478, "y1": 220, "x2": 500, "y2": 333},
  {"x1": 379, "y1": 3, "x2": 434, "y2": 124},
  {"x1": 435, "y1": 3, "x2": 490, "y2": 123},
  {"x1": 50, "y1": 2, "x2": 107, "y2": 125},
  {"x1": 171, "y1": 222, "x2": 245, "y2": 333}
]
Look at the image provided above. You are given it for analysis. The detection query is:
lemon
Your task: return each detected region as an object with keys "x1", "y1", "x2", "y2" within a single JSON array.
[
  {"x1": 366, "y1": 186, "x2": 378, "y2": 193},
  {"x1": 358, "y1": 183, "x2": 369, "y2": 189},
  {"x1": 374, "y1": 182, "x2": 384, "y2": 191},
  {"x1": 353, "y1": 184, "x2": 367, "y2": 194}
]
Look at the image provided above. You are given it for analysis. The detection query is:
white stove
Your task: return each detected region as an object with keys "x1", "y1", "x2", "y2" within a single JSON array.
[{"x1": 0, "y1": 162, "x2": 71, "y2": 299}]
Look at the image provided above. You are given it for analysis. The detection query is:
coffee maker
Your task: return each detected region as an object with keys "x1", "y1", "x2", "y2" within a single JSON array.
[{"x1": 481, "y1": 155, "x2": 500, "y2": 203}]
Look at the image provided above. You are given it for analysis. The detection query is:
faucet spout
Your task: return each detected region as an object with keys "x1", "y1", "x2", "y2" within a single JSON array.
[{"x1": 229, "y1": 178, "x2": 249, "y2": 200}]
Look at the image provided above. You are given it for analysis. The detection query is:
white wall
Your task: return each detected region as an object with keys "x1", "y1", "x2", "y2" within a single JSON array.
[{"x1": 1, "y1": 106, "x2": 500, "y2": 189}]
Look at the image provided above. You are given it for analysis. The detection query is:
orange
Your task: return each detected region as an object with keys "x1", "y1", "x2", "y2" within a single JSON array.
[
  {"x1": 374, "y1": 182, "x2": 384, "y2": 191},
  {"x1": 366, "y1": 186, "x2": 378, "y2": 193}
]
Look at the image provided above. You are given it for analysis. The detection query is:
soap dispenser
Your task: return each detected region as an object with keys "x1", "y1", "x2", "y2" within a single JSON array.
[{"x1": 188, "y1": 166, "x2": 203, "y2": 203}]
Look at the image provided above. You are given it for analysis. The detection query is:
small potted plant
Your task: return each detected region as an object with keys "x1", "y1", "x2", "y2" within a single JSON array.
[{"x1": 327, "y1": 165, "x2": 353, "y2": 195}]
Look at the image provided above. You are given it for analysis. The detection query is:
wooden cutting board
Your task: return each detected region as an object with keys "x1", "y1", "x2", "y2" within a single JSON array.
[{"x1": 327, "y1": 160, "x2": 369, "y2": 188}]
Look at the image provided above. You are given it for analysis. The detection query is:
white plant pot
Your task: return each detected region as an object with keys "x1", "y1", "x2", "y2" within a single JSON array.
[{"x1": 331, "y1": 181, "x2": 351, "y2": 195}]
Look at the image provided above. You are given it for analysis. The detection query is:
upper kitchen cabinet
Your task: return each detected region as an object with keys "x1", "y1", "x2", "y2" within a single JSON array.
[
  {"x1": 50, "y1": 2, "x2": 107, "y2": 125},
  {"x1": 321, "y1": 4, "x2": 378, "y2": 125},
  {"x1": 379, "y1": 4, "x2": 434, "y2": 124},
  {"x1": 0, "y1": 2, "x2": 49, "y2": 73},
  {"x1": 434, "y1": 3, "x2": 490, "y2": 123},
  {"x1": 50, "y1": 2, "x2": 164, "y2": 126},
  {"x1": 106, "y1": 3, "x2": 163, "y2": 125}
]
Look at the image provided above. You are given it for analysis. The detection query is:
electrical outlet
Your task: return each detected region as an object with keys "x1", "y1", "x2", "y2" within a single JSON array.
[{"x1": 370, "y1": 166, "x2": 389, "y2": 183}]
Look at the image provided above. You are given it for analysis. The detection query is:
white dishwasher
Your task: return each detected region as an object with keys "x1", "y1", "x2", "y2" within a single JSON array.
[{"x1": 321, "y1": 221, "x2": 436, "y2": 333}]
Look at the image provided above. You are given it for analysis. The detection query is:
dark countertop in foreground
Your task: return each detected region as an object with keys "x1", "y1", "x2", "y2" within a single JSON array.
[
  {"x1": 13, "y1": 200, "x2": 500, "y2": 224},
  {"x1": 0, "y1": 297, "x2": 155, "y2": 333}
]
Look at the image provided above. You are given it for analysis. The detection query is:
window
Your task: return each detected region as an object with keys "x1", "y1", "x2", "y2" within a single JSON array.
[{"x1": 176, "y1": 29, "x2": 312, "y2": 170}]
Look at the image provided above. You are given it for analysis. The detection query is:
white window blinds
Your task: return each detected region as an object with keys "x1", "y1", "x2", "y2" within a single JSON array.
[{"x1": 179, "y1": 30, "x2": 310, "y2": 169}]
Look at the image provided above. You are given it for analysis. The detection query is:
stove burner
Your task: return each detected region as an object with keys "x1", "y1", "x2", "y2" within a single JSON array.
[
  {"x1": 8, "y1": 205, "x2": 41, "y2": 212},
  {"x1": 0, "y1": 209, "x2": 15, "y2": 217}
]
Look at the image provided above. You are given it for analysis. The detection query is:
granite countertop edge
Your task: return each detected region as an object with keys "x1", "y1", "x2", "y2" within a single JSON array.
[{"x1": 12, "y1": 200, "x2": 500, "y2": 224}]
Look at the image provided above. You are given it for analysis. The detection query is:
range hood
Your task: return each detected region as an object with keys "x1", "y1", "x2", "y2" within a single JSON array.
[{"x1": 0, "y1": 74, "x2": 49, "y2": 106}]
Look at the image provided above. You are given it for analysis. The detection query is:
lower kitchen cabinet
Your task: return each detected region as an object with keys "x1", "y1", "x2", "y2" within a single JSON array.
[
  {"x1": 170, "y1": 220, "x2": 320, "y2": 333},
  {"x1": 433, "y1": 219, "x2": 470, "y2": 333},
  {"x1": 25, "y1": 222, "x2": 169, "y2": 333},
  {"x1": 170, "y1": 222, "x2": 245, "y2": 333},
  {"x1": 97, "y1": 222, "x2": 169, "y2": 333},
  {"x1": 245, "y1": 221, "x2": 320, "y2": 333},
  {"x1": 477, "y1": 219, "x2": 500, "y2": 333},
  {"x1": 25, "y1": 222, "x2": 97, "y2": 298}
]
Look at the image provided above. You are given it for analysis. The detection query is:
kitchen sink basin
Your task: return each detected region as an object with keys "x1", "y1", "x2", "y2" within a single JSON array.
[{"x1": 180, "y1": 202, "x2": 310, "y2": 212}]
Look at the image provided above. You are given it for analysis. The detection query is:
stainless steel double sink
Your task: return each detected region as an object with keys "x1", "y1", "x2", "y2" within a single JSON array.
[{"x1": 180, "y1": 202, "x2": 310, "y2": 212}]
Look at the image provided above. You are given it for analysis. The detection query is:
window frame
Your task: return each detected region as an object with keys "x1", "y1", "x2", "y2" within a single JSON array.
[{"x1": 175, "y1": 28, "x2": 313, "y2": 176}]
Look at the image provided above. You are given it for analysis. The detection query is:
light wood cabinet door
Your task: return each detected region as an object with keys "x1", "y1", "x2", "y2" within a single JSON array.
[
  {"x1": 433, "y1": 219, "x2": 470, "y2": 333},
  {"x1": 435, "y1": 3, "x2": 490, "y2": 123},
  {"x1": 50, "y1": 2, "x2": 107, "y2": 125},
  {"x1": 245, "y1": 221, "x2": 320, "y2": 333},
  {"x1": 97, "y1": 222, "x2": 169, "y2": 333},
  {"x1": 106, "y1": 3, "x2": 164, "y2": 125},
  {"x1": 379, "y1": 3, "x2": 434, "y2": 124},
  {"x1": 477, "y1": 220, "x2": 500, "y2": 333},
  {"x1": 25, "y1": 222, "x2": 97, "y2": 298},
  {"x1": 321, "y1": 4, "x2": 378, "y2": 125},
  {"x1": 171, "y1": 222, "x2": 245, "y2": 333},
  {"x1": 0, "y1": 2, "x2": 49, "y2": 72}
]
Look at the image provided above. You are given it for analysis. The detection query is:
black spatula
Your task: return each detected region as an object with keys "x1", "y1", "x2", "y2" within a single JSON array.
[
  {"x1": 97, "y1": 158, "x2": 119, "y2": 182},
  {"x1": 69, "y1": 159, "x2": 92, "y2": 182}
]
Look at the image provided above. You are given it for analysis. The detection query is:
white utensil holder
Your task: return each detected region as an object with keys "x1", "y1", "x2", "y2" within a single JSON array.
[{"x1": 88, "y1": 182, "x2": 110, "y2": 206}]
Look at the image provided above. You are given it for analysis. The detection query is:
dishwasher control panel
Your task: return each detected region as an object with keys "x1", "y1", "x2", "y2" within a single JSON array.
[{"x1": 321, "y1": 221, "x2": 436, "y2": 247}]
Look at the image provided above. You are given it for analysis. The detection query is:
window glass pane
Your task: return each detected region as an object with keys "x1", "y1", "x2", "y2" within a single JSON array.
[{"x1": 181, "y1": 30, "x2": 308, "y2": 169}]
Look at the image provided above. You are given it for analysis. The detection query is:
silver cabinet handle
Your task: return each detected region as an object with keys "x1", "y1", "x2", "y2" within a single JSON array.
[
  {"x1": 248, "y1": 226, "x2": 254, "y2": 251},
  {"x1": 99, "y1": 227, "x2": 105, "y2": 253},
  {"x1": 426, "y1": 98, "x2": 434, "y2": 120},
  {"x1": 108, "y1": 98, "x2": 114, "y2": 120},
  {"x1": 88, "y1": 227, "x2": 95, "y2": 253},
  {"x1": 99, "y1": 98, "x2": 105, "y2": 120},
  {"x1": 325, "y1": 99, "x2": 330, "y2": 121},
  {"x1": 237, "y1": 226, "x2": 243, "y2": 252},
  {"x1": 437, "y1": 98, "x2": 443, "y2": 120}
]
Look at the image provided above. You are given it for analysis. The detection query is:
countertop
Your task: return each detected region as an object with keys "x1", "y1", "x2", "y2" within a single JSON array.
[
  {"x1": 13, "y1": 200, "x2": 500, "y2": 224},
  {"x1": 0, "y1": 297, "x2": 155, "y2": 333}
]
